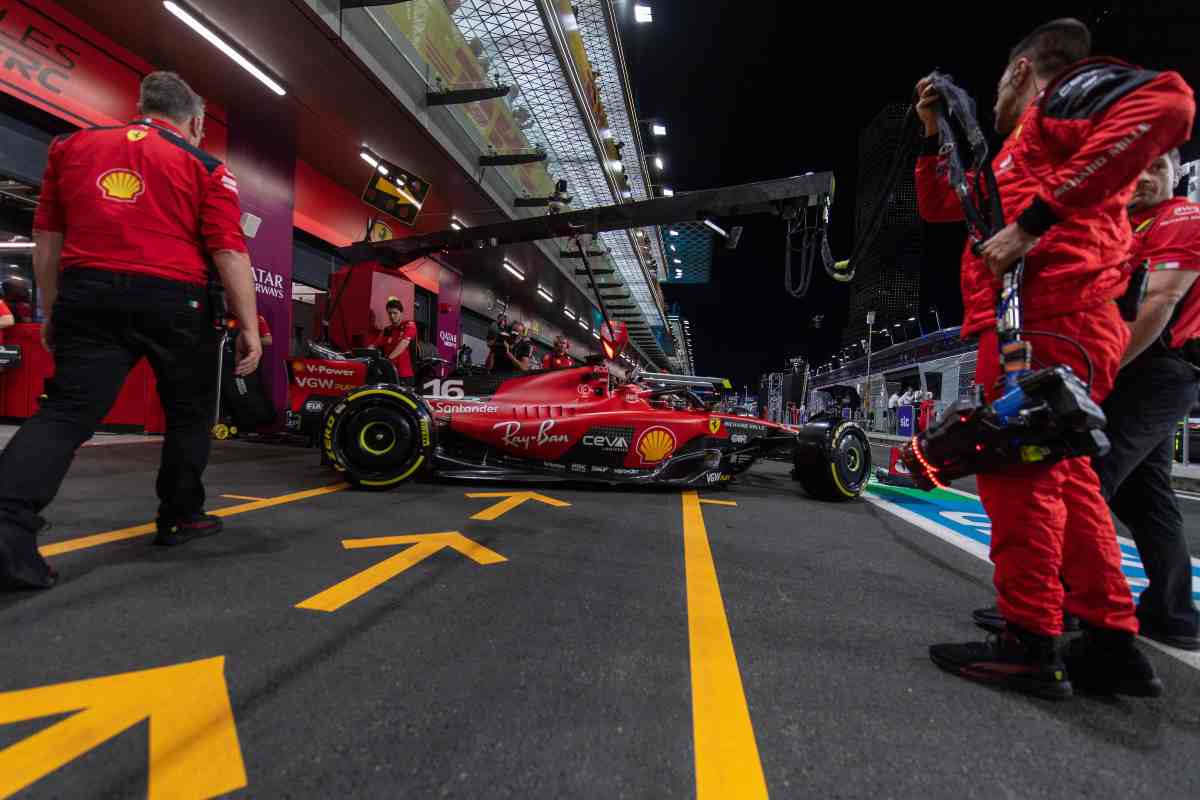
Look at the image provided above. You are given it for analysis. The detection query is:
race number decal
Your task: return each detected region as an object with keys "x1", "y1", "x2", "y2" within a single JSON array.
[{"x1": 423, "y1": 379, "x2": 465, "y2": 399}]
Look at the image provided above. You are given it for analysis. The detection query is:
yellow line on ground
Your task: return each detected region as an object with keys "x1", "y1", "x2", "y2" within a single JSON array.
[
  {"x1": 220, "y1": 494, "x2": 268, "y2": 502},
  {"x1": 699, "y1": 499, "x2": 738, "y2": 507},
  {"x1": 681, "y1": 491, "x2": 767, "y2": 799},
  {"x1": 39, "y1": 484, "x2": 349, "y2": 557}
]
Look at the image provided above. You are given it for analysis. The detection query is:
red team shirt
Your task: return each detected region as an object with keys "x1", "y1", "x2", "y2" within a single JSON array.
[
  {"x1": 542, "y1": 353, "x2": 573, "y2": 369},
  {"x1": 377, "y1": 321, "x2": 418, "y2": 378},
  {"x1": 1129, "y1": 197, "x2": 1200, "y2": 349},
  {"x1": 32, "y1": 117, "x2": 247, "y2": 285}
]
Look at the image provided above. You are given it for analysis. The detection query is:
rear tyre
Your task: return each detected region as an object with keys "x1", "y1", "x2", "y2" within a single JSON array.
[
  {"x1": 792, "y1": 420, "x2": 871, "y2": 501},
  {"x1": 321, "y1": 384, "x2": 434, "y2": 491}
]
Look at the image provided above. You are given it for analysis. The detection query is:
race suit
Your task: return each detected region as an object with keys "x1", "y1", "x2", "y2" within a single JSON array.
[{"x1": 915, "y1": 58, "x2": 1195, "y2": 636}]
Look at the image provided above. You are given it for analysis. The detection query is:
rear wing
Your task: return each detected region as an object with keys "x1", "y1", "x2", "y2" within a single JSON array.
[{"x1": 635, "y1": 371, "x2": 733, "y2": 391}]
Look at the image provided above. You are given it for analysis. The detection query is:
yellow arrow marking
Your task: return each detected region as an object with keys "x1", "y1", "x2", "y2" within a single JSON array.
[
  {"x1": 40, "y1": 483, "x2": 348, "y2": 557},
  {"x1": 465, "y1": 491, "x2": 571, "y2": 521},
  {"x1": 682, "y1": 491, "x2": 766, "y2": 799},
  {"x1": 296, "y1": 532, "x2": 507, "y2": 613},
  {"x1": 700, "y1": 499, "x2": 738, "y2": 507},
  {"x1": 0, "y1": 656, "x2": 246, "y2": 800}
]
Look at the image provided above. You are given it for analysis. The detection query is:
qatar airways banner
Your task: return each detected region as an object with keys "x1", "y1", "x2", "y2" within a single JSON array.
[
  {"x1": 437, "y1": 265, "x2": 462, "y2": 366},
  {"x1": 227, "y1": 105, "x2": 297, "y2": 423}
]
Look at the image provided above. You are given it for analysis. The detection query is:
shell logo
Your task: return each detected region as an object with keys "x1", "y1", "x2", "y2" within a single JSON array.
[
  {"x1": 293, "y1": 361, "x2": 305, "y2": 373},
  {"x1": 127, "y1": 129, "x2": 148, "y2": 142},
  {"x1": 97, "y1": 169, "x2": 145, "y2": 203},
  {"x1": 636, "y1": 426, "x2": 676, "y2": 465}
]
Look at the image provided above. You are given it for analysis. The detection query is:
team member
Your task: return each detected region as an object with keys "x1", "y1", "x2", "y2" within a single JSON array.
[
  {"x1": 508, "y1": 322, "x2": 533, "y2": 371},
  {"x1": 1087, "y1": 151, "x2": 1200, "y2": 650},
  {"x1": 257, "y1": 312, "x2": 273, "y2": 348},
  {"x1": 0, "y1": 72, "x2": 261, "y2": 590},
  {"x1": 542, "y1": 336, "x2": 574, "y2": 369},
  {"x1": 914, "y1": 20, "x2": 1194, "y2": 698},
  {"x1": 376, "y1": 297, "x2": 417, "y2": 386},
  {"x1": 0, "y1": 297, "x2": 13, "y2": 342},
  {"x1": 974, "y1": 150, "x2": 1200, "y2": 653}
]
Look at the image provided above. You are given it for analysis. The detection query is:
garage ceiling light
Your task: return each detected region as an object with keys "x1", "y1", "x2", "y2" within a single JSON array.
[
  {"x1": 502, "y1": 260, "x2": 525, "y2": 281},
  {"x1": 0, "y1": 241, "x2": 34, "y2": 250},
  {"x1": 578, "y1": 318, "x2": 588, "y2": 330},
  {"x1": 537, "y1": 285, "x2": 554, "y2": 303},
  {"x1": 163, "y1": 2, "x2": 286, "y2": 96},
  {"x1": 564, "y1": 307, "x2": 576, "y2": 320},
  {"x1": 634, "y1": 4, "x2": 653, "y2": 23},
  {"x1": 449, "y1": 216, "x2": 465, "y2": 231},
  {"x1": 652, "y1": 123, "x2": 667, "y2": 137}
]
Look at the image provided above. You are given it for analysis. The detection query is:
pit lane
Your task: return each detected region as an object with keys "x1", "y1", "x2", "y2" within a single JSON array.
[{"x1": 1, "y1": 439, "x2": 1198, "y2": 798}]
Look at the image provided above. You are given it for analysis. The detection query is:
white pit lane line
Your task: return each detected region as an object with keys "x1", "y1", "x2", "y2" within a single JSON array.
[{"x1": 863, "y1": 485, "x2": 1200, "y2": 673}]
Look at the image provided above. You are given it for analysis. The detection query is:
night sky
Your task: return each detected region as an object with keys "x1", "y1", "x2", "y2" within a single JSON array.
[{"x1": 621, "y1": 2, "x2": 1200, "y2": 390}]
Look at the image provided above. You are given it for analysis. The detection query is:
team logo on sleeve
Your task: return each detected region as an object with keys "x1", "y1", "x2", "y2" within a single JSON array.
[
  {"x1": 126, "y1": 129, "x2": 148, "y2": 142},
  {"x1": 97, "y1": 169, "x2": 145, "y2": 202}
]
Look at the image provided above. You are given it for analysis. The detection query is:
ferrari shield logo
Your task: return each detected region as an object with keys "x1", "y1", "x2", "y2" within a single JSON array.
[
  {"x1": 708, "y1": 418, "x2": 722, "y2": 435},
  {"x1": 127, "y1": 129, "x2": 148, "y2": 142}
]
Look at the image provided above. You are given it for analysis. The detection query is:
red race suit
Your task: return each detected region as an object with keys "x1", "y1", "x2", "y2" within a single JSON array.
[
  {"x1": 915, "y1": 59, "x2": 1195, "y2": 636},
  {"x1": 377, "y1": 321, "x2": 418, "y2": 378}
]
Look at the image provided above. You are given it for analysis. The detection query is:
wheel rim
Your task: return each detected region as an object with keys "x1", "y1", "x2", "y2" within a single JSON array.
[
  {"x1": 833, "y1": 430, "x2": 869, "y2": 494},
  {"x1": 359, "y1": 421, "x2": 397, "y2": 456},
  {"x1": 341, "y1": 405, "x2": 416, "y2": 473}
]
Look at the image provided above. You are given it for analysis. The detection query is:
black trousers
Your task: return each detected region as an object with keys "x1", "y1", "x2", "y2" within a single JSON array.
[
  {"x1": 0, "y1": 269, "x2": 219, "y2": 541},
  {"x1": 1093, "y1": 346, "x2": 1200, "y2": 637}
]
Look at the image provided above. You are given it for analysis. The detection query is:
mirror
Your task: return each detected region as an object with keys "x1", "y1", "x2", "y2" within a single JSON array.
[{"x1": 600, "y1": 321, "x2": 629, "y2": 361}]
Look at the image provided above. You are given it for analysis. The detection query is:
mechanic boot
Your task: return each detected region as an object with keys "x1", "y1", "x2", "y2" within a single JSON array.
[
  {"x1": 972, "y1": 604, "x2": 1080, "y2": 634},
  {"x1": 155, "y1": 514, "x2": 224, "y2": 547},
  {"x1": 0, "y1": 528, "x2": 58, "y2": 590},
  {"x1": 930, "y1": 625, "x2": 1072, "y2": 700},
  {"x1": 1063, "y1": 626, "x2": 1164, "y2": 697}
]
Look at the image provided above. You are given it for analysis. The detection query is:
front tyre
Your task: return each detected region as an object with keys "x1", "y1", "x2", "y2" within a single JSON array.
[
  {"x1": 321, "y1": 384, "x2": 434, "y2": 491},
  {"x1": 792, "y1": 420, "x2": 871, "y2": 501}
]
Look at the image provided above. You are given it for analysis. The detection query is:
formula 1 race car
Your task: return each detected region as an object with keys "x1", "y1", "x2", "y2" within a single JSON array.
[{"x1": 290, "y1": 332, "x2": 871, "y2": 500}]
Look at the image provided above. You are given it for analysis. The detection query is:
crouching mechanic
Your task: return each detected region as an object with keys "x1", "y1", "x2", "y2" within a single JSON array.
[
  {"x1": 915, "y1": 19, "x2": 1194, "y2": 698},
  {"x1": 0, "y1": 72, "x2": 261, "y2": 590}
]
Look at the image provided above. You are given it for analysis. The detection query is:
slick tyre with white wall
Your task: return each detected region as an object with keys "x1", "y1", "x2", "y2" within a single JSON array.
[
  {"x1": 792, "y1": 419, "x2": 871, "y2": 500},
  {"x1": 321, "y1": 385, "x2": 435, "y2": 490}
]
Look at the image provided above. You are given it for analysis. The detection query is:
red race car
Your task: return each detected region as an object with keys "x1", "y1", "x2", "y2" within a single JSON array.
[{"x1": 304, "y1": 326, "x2": 871, "y2": 501}]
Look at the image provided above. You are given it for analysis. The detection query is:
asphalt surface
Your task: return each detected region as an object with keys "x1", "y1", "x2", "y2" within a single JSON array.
[{"x1": 0, "y1": 440, "x2": 1197, "y2": 798}]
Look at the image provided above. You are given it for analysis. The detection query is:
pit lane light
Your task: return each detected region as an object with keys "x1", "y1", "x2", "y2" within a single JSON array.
[
  {"x1": 359, "y1": 147, "x2": 386, "y2": 175},
  {"x1": 652, "y1": 123, "x2": 667, "y2": 136},
  {"x1": 502, "y1": 260, "x2": 525, "y2": 281},
  {"x1": 654, "y1": 156, "x2": 665, "y2": 171},
  {"x1": 163, "y1": 2, "x2": 286, "y2": 96},
  {"x1": 0, "y1": 241, "x2": 34, "y2": 250},
  {"x1": 537, "y1": 285, "x2": 554, "y2": 303},
  {"x1": 669, "y1": 229, "x2": 680, "y2": 236},
  {"x1": 661, "y1": 187, "x2": 675, "y2": 197},
  {"x1": 578, "y1": 318, "x2": 588, "y2": 330},
  {"x1": 450, "y1": 216, "x2": 465, "y2": 231},
  {"x1": 702, "y1": 217, "x2": 728, "y2": 238},
  {"x1": 634, "y1": 4, "x2": 653, "y2": 23},
  {"x1": 564, "y1": 308, "x2": 577, "y2": 320}
]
